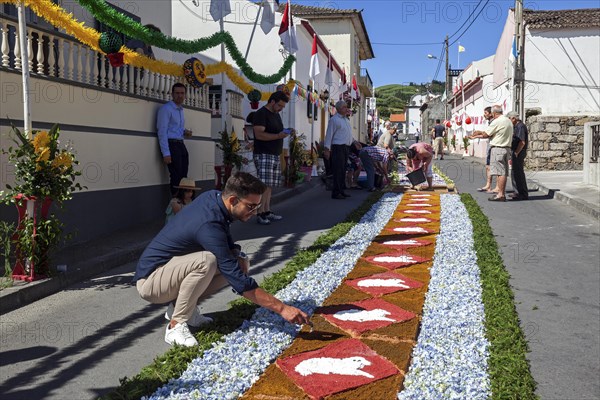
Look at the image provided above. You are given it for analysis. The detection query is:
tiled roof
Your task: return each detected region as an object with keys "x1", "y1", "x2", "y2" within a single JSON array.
[
  {"x1": 278, "y1": 3, "x2": 360, "y2": 15},
  {"x1": 523, "y1": 8, "x2": 600, "y2": 29},
  {"x1": 390, "y1": 114, "x2": 406, "y2": 123}
]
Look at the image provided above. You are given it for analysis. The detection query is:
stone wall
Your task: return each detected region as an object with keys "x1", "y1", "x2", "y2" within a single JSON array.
[{"x1": 526, "y1": 115, "x2": 600, "y2": 170}]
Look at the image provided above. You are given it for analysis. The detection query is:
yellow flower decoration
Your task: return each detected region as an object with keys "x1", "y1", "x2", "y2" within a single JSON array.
[
  {"x1": 37, "y1": 147, "x2": 50, "y2": 163},
  {"x1": 32, "y1": 131, "x2": 51, "y2": 152},
  {"x1": 52, "y1": 151, "x2": 73, "y2": 170},
  {"x1": 230, "y1": 129, "x2": 240, "y2": 153}
]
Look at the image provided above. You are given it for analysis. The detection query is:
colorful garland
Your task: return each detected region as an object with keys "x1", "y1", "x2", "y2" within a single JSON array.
[
  {"x1": 0, "y1": 0, "x2": 295, "y2": 99},
  {"x1": 76, "y1": 0, "x2": 295, "y2": 85}
]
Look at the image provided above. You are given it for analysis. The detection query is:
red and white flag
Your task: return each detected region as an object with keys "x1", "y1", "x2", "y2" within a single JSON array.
[
  {"x1": 351, "y1": 73, "x2": 358, "y2": 99},
  {"x1": 325, "y1": 51, "x2": 333, "y2": 86},
  {"x1": 338, "y1": 65, "x2": 347, "y2": 95},
  {"x1": 278, "y1": 0, "x2": 298, "y2": 54},
  {"x1": 309, "y1": 34, "x2": 320, "y2": 79}
]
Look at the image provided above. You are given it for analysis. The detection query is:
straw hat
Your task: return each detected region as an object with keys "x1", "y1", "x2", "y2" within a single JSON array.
[{"x1": 174, "y1": 177, "x2": 201, "y2": 190}]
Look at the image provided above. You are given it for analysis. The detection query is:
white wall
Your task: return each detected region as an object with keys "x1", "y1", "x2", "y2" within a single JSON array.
[
  {"x1": 0, "y1": 72, "x2": 214, "y2": 191},
  {"x1": 524, "y1": 27, "x2": 600, "y2": 114}
]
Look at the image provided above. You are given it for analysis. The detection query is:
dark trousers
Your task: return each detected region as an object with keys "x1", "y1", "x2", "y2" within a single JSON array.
[
  {"x1": 167, "y1": 140, "x2": 189, "y2": 195},
  {"x1": 359, "y1": 150, "x2": 375, "y2": 190},
  {"x1": 511, "y1": 151, "x2": 528, "y2": 199},
  {"x1": 331, "y1": 144, "x2": 349, "y2": 197}
]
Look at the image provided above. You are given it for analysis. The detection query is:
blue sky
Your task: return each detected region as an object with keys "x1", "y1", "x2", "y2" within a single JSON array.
[{"x1": 300, "y1": 0, "x2": 599, "y2": 89}]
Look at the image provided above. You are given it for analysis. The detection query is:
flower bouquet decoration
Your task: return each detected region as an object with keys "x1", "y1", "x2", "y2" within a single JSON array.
[{"x1": 1, "y1": 124, "x2": 83, "y2": 280}]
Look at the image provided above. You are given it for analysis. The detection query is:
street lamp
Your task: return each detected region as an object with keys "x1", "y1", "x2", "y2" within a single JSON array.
[{"x1": 427, "y1": 54, "x2": 438, "y2": 59}]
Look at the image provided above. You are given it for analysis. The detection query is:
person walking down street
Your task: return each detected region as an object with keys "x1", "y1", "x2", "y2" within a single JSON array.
[
  {"x1": 359, "y1": 145, "x2": 393, "y2": 192},
  {"x1": 324, "y1": 101, "x2": 354, "y2": 200},
  {"x1": 252, "y1": 91, "x2": 291, "y2": 225},
  {"x1": 431, "y1": 119, "x2": 446, "y2": 160},
  {"x1": 414, "y1": 129, "x2": 420, "y2": 143},
  {"x1": 470, "y1": 105, "x2": 513, "y2": 201},
  {"x1": 507, "y1": 111, "x2": 529, "y2": 200},
  {"x1": 157, "y1": 83, "x2": 193, "y2": 195},
  {"x1": 134, "y1": 172, "x2": 310, "y2": 347},
  {"x1": 406, "y1": 142, "x2": 434, "y2": 190},
  {"x1": 165, "y1": 177, "x2": 201, "y2": 224}
]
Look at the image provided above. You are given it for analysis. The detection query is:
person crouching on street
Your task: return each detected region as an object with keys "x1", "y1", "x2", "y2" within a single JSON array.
[{"x1": 133, "y1": 172, "x2": 310, "y2": 346}]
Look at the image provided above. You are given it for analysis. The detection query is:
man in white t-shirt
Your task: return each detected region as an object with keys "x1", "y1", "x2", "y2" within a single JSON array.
[{"x1": 470, "y1": 105, "x2": 513, "y2": 201}]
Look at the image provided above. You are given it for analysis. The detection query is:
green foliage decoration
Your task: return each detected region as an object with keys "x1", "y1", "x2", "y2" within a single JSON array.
[{"x1": 77, "y1": 0, "x2": 295, "y2": 84}]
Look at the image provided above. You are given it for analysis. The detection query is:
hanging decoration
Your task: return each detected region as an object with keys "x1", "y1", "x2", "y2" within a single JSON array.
[
  {"x1": 445, "y1": 120, "x2": 452, "y2": 128},
  {"x1": 464, "y1": 115, "x2": 472, "y2": 125},
  {"x1": 276, "y1": 83, "x2": 292, "y2": 99},
  {"x1": 99, "y1": 31, "x2": 124, "y2": 67},
  {"x1": 247, "y1": 89, "x2": 262, "y2": 109},
  {"x1": 76, "y1": 0, "x2": 295, "y2": 84},
  {"x1": 183, "y1": 57, "x2": 207, "y2": 88},
  {"x1": 0, "y1": 0, "x2": 297, "y2": 100}
]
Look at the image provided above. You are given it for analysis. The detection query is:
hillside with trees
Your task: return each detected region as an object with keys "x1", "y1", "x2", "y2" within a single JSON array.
[{"x1": 375, "y1": 80, "x2": 445, "y2": 119}]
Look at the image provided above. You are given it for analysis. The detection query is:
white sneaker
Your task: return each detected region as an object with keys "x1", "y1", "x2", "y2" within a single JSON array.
[
  {"x1": 165, "y1": 303, "x2": 214, "y2": 327},
  {"x1": 265, "y1": 211, "x2": 283, "y2": 221},
  {"x1": 256, "y1": 214, "x2": 271, "y2": 225},
  {"x1": 164, "y1": 322, "x2": 198, "y2": 347}
]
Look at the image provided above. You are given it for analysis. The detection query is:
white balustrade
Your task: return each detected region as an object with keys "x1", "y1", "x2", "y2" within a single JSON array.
[
  {"x1": 1, "y1": 22, "x2": 9, "y2": 68},
  {"x1": 0, "y1": 15, "x2": 208, "y2": 109},
  {"x1": 47, "y1": 35, "x2": 55, "y2": 77},
  {"x1": 57, "y1": 37, "x2": 65, "y2": 78},
  {"x1": 66, "y1": 41, "x2": 74, "y2": 80},
  {"x1": 27, "y1": 29, "x2": 33, "y2": 72}
]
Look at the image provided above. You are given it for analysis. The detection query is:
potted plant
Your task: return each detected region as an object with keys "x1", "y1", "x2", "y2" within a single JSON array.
[
  {"x1": 462, "y1": 136, "x2": 470, "y2": 156},
  {"x1": 1, "y1": 124, "x2": 83, "y2": 280},
  {"x1": 285, "y1": 132, "x2": 307, "y2": 186},
  {"x1": 215, "y1": 128, "x2": 244, "y2": 189},
  {"x1": 0, "y1": 221, "x2": 15, "y2": 289}
]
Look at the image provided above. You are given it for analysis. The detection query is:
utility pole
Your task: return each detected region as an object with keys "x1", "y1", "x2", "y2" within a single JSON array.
[
  {"x1": 513, "y1": 0, "x2": 525, "y2": 117},
  {"x1": 444, "y1": 35, "x2": 449, "y2": 121}
]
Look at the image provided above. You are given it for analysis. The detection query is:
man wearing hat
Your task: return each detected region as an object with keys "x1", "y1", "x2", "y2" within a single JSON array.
[{"x1": 134, "y1": 172, "x2": 309, "y2": 347}]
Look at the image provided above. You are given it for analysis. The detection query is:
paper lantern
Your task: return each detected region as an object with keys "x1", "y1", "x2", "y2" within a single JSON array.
[
  {"x1": 183, "y1": 57, "x2": 207, "y2": 88},
  {"x1": 445, "y1": 120, "x2": 452, "y2": 128},
  {"x1": 99, "y1": 31, "x2": 123, "y2": 54},
  {"x1": 465, "y1": 116, "x2": 472, "y2": 124}
]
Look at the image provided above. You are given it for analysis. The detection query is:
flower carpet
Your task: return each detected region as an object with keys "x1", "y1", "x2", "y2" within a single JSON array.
[{"x1": 145, "y1": 191, "x2": 491, "y2": 400}]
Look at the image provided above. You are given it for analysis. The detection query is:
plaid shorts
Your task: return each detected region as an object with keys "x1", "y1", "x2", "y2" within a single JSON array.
[{"x1": 254, "y1": 153, "x2": 282, "y2": 187}]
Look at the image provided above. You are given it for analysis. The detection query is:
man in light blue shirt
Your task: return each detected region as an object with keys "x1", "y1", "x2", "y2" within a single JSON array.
[
  {"x1": 324, "y1": 100, "x2": 354, "y2": 199},
  {"x1": 157, "y1": 83, "x2": 192, "y2": 194}
]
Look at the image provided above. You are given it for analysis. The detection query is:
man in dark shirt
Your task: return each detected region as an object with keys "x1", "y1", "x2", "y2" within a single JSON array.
[
  {"x1": 507, "y1": 111, "x2": 529, "y2": 200},
  {"x1": 252, "y1": 91, "x2": 292, "y2": 225},
  {"x1": 431, "y1": 119, "x2": 446, "y2": 160},
  {"x1": 134, "y1": 172, "x2": 309, "y2": 346}
]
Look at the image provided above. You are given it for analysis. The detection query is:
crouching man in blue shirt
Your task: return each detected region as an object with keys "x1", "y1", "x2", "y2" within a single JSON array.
[{"x1": 133, "y1": 172, "x2": 309, "y2": 346}]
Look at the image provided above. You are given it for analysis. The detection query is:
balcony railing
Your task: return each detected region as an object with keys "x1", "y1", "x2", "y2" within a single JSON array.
[
  {"x1": 208, "y1": 87, "x2": 244, "y2": 118},
  {"x1": 0, "y1": 13, "x2": 209, "y2": 109},
  {"x1": 358, "y1": 67, "x2": 373, "y2": 96}
]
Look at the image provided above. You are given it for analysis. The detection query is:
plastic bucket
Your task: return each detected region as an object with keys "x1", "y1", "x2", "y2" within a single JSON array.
[{"x1": 406, "y1": 168, "x2": 426, "y2": 186}]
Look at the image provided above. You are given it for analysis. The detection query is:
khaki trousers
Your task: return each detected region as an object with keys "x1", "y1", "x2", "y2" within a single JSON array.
[
  {"x1": 434, "y1": 137, "x2": 444, "y2": 158},
  {"x1": 136, "y1": 251, "x2": 218, "y2": 323}
]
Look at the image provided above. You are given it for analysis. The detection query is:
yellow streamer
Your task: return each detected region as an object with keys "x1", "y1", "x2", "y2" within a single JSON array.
[{"x1": 1, "y1": 0, "x2": 296, "y2": 99}]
